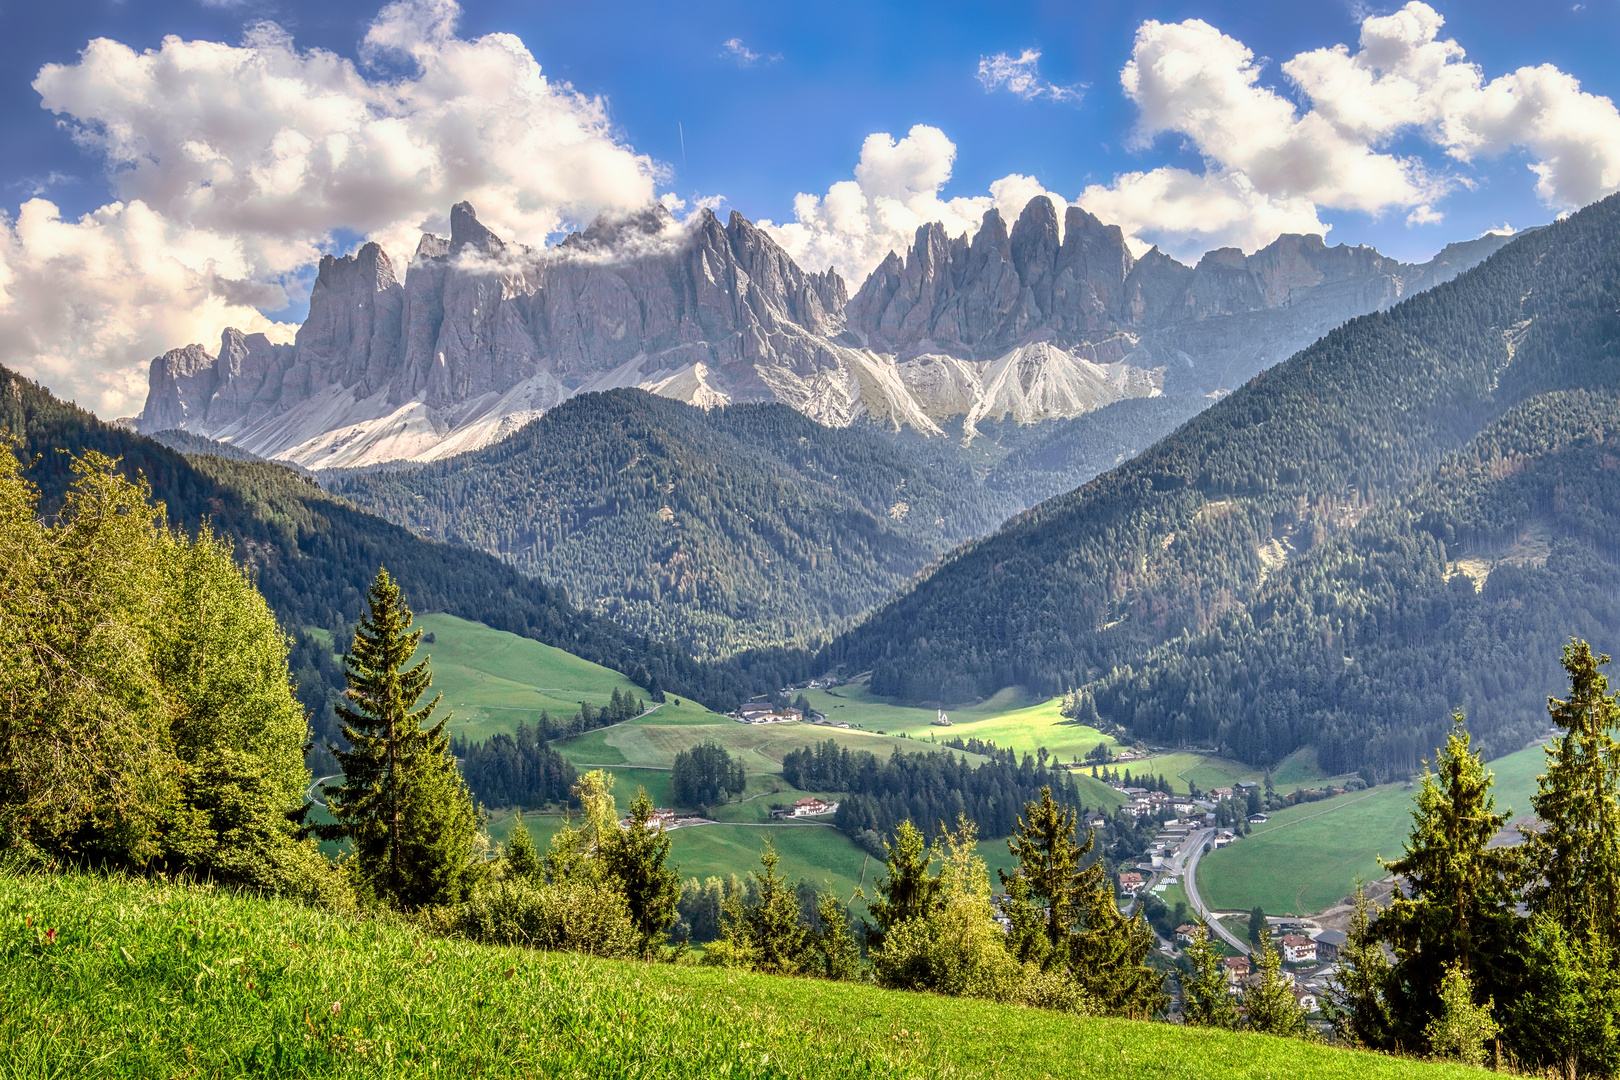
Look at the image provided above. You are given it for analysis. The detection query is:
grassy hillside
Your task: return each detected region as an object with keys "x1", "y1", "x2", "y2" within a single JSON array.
[
  {"x1": 2, "y1": 871, "x2": 1489, "y2": 1079},
  {"x1": 405, "y1": 613, "x2": 723, "y2": 741},
  {"x1": 1197, "y1": 741, "x2": 1548, "y2": 915}
]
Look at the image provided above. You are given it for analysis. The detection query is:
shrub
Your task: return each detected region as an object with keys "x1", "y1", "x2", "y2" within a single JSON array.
[{"x1": 451, "y1": 878, "x2": 638, "y2": 957}]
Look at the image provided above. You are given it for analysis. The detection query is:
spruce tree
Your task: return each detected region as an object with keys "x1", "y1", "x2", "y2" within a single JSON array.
[
  {"x1": 1376, "y1": 715, "x2": 1519, "y2": 1047},
  {"x1": 1003, "y1": 786, "x2": 1085, "y2": 959},
  {"x1": 1248, "y1": 905, "x2": 1266, "y2": 950},
  {"x1": 812, "y1": 892, "x2": 861, "y2": 980},
  {"x1": 867, "y1": 820, "x2": 940, "y2": 946},
  {"x1": 605, "y1": 787, "x2": 681, "y2": 955},
  {"x1": 1182, "y1": 924, "x2": 1238, "y2": 1029},
  {"x1": 1245, "y1": 934, "x2": 1308, "y2": 1037},
  {"x1": 505, "y1": 812, "x2": 541, "y2": 880},
  {"x1": 1525, "y1": 640, "x2": 1620, "y2": 946},
  {"x1": 320, "y1": 568, "x2": 478, "y2": 908},
  {"x1": 1326, "y1": 885, "x2": 1394, "y2": 1049}
]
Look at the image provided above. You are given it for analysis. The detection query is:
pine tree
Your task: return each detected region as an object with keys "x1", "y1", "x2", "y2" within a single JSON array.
[
  {"x1": 1003, "y1": 786, "x2": 1086, "y2": 959},
  {"x1": 867, "y1": 820, "x2": 940, "y2": 946},
  {"x1": 604, "y1": 787, "x2": 681, "y2": 955},
  {"x1": 812, "y1": 892, "x2": 861, "y2": 980},
  {"x1": 1182, "y1": 924, "x2": 1238, "y2": 1029},
  {"x1": 1525, "y1": 640, "x2": 1620, "y2": 946},
  {"x1": 320, "y1": 568, "x2": 478, "y2": 908},
  {"x1": 1067, "y1": 861, "x2": 1164, "y2": 1018},
  {"x1": 1248, "y1": 905, "x2": 1266, "y2": 950},
  {"x1": 1326, "y1": 885, "x2": 1394, "y2": 1049},
  {"x1": 505, "y1": 812, "x2": 541, "y2": 880},
  {"x1": 714, "y1": 840, "x2": 809, "y2": 974},
  {"x1": 1376, "y1": 715, "x2": 1519, "y2": 1047},
  {"x1": 1245, "y1": 934, "x2": 1307, "y2": 1037}
]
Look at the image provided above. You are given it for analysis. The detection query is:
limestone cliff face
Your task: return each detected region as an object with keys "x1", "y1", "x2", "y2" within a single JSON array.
[
  {"x1": 137, "y1": 198, "x2": 1515, "y2": 469},
  {"x1": 844, "y1": 196, "x2": 1502, "y2": 400}
]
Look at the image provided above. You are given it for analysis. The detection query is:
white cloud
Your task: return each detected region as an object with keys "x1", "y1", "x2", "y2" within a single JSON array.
[
  {"x1": 976, "y1": 49, "x2": 1083, "y2": 104},
  {"x1": 1086, "y1": 2, "x2": 1620, "y2": 258},
  {"x1": 722, "y1": 38, "x2": 779, "y2": 67},
  {"x1": 758, "y1": 124, "x2": 1071, "y2": 284},
  {"x1": 3, "y1": 0, "x2": 661, "y2": 416}
]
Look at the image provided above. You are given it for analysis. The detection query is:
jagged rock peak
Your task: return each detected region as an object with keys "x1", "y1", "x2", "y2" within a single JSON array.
[{"x1": 449, "y1": 200, "x2": 503, "y2": 254}]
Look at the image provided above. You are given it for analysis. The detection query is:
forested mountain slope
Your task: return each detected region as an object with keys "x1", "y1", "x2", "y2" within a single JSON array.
[
  {"x1": 822, "y1": 194, "x2": 1620, "y2": 775},
  {"x1": 328, "y1": 389, "x2": 1206, "y2": 657},
  {"x1": 0, "y1": 369, "x2": 793, "y2": 744}
]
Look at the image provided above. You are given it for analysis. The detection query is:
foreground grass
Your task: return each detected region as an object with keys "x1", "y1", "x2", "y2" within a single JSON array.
[
  {"x1": 2, "y1": 872, "x2": 1493, "y2": 1079},
  {"x1": 1198, "y1": 741, "x2": 1547, "y2": 914}
]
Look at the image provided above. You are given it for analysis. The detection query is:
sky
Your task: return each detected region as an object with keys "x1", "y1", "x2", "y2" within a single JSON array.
[{"x1": 1, "y1": 0, "x2": 1618, "y2": 417}]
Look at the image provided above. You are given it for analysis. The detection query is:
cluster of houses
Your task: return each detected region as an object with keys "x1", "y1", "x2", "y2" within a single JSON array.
[
  {"x1": 1174, "y1": 924, "x2": 1348, "y2": 1016},
  {"x1": 769, "y1": 797, "x2": 839, "y2": 819}
]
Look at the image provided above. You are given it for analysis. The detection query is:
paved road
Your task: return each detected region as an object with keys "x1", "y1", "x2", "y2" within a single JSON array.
[{"x1": 1182, "y1": 829, "x2": 1250, "y2": 955}]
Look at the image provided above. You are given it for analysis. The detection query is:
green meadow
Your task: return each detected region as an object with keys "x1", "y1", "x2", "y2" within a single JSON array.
[
  {"x1": 0, "y1": 871, "x2": 1494, "y2": 1080},
  {"x1": 1196, "y1": 741, "x2": 1549, "y2": 915}
]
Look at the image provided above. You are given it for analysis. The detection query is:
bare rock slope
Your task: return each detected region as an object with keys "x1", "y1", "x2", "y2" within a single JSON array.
[{"x1": 138, "y1": 197, "x2": 1513, "y2": 469}]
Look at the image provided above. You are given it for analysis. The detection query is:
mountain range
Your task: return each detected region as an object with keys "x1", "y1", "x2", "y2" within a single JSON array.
[
  {"x1": 822, "y1": 192, "x2": 1620, "y2": 776},
  {"x1": 133, "y1": 198, "x2": 1513, "y2": 471}
]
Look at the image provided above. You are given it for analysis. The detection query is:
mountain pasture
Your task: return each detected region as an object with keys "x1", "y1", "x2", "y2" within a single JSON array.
[{"x1": 1196, "y1": 741, "x2": 1549, "y2": 915}]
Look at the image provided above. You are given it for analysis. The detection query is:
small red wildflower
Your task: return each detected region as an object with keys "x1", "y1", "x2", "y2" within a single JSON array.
[{"x1": 44, "y1": 928, "x2": 57, "y2": 944}]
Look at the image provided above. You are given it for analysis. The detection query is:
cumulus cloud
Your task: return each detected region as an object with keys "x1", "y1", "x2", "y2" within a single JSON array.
[
  {"x1": 976, "y1": 49, "x2": 1083, "y2": 104},
  {"x1": 1086, "y1": 2, "x2": 1620, "y2": 256},
  {"x1": 758, "y1": 124, "x2": 1071, "y2": 285},
  {"x1": 3, "y1": 0, "x2": 661, "y2": 416}
]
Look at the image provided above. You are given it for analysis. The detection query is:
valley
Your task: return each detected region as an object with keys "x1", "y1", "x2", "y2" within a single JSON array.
[{"x1": 399, "y1": 611, "x2": 1515, "y2": 928}]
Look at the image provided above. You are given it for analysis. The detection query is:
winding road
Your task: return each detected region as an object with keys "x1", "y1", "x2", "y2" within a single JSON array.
[{"x1": 1181, "y1": 828, "x2": 1250, "y2": 955}]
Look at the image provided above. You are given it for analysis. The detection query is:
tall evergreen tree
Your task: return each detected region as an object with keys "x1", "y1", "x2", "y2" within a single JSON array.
[
  {"x1": 605, "y1": 787, "x2": 682, "y2": 955},
  {"x1": 1182, "y1": 924, "x2": 1238, "y2": 1029},
  {"x1": 1245, "y1": 935, "x2": 1308, "y2": 1038},
  {"x1": 1248, "y1": 906, "x2": 1266, "y2": 950},
  {"x1": 320, "y1": 568, "x2": 479, "y2": 908},
  {"x1": 1002, "y1": 786, "x2": 1086, "y2": 959},
  {"x1": 1005, "y1": 787, "x2": 1162, "y2": 1015},
  {"x1": 866, "y1": 820, "x2": 941, "y2": 946},
  {"x1": 1326, "y1": 885, "x2": 1395, "y2": 1049},
  {"x1": 1375, "y1": 715, "x2": 1519, "y2": 1047},
  {"x1": 1524, "y1": 640, "x2": 1620, "y2": 946}
]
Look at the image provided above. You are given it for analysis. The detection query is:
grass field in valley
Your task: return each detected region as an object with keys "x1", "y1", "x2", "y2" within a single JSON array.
[
  {"x1": 1197, "y1": 741, "x2": 1548, "y2": 916},
  {"x1": 403, "y1": 614, "x2": 725, "y2": 741},
  {"x1": 1, "y1": 871, "x2": 1494, "y2": 1080}
]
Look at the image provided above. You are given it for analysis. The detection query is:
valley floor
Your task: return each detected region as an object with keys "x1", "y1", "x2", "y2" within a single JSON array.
[{"x1": 2, "y1": 871, "x2": 1493, "y2": 1080}]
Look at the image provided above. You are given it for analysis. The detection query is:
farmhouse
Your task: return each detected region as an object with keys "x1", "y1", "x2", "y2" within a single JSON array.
[
  {"x1": 1248, "y1": 813, "x2": 1269, "y2": 824},
  {"x1": 1118, "y1": 872, "x2": 1145, "y2": 897},
  {"x1": 1175, "y1": 924, "x2": 1200, "y2": 945},
  {"x1": 1294, "y1": 985, "x2": 1320, "y2": 1013},
  {"x1": 1280, "y1": 934, "x2": 1318, "y2": 963},
  {"x1": 1211, "y1": 787, "x2": 1233, "y2": 800},
  {"x1": 1312, "y1": 929, "x2": 1347, "y2": 961},
  {"x1": 771, "y1": 797, "x2": 839, "y2": 818},
  {"x1": 1222, "y1": 956, "x2": 1250, "y2": 982},
  {"x1": 619, "y1": 807, "x2": 680, "y2": 831},
  {"x1": 734, "y1": 701, "x2": 802, "y2": 724}
]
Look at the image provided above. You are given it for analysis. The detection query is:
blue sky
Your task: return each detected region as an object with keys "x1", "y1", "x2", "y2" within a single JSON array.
[{"x1": 2, "y1": 0, "x2": 1618, "y2": 414}]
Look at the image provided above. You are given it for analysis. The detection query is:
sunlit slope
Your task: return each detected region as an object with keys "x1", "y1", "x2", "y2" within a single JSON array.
[{"x1": 4, "y1": 872, "x2": 1495, "y2": 1080}]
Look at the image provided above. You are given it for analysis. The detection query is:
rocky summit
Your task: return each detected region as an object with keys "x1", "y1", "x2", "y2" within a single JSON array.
[{"x1": 136, "y1": 197, "x2": 1512, "y2": 470}]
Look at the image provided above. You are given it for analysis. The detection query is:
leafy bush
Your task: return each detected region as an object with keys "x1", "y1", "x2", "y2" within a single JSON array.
[{"x1": 451, "y1": 878, "x2": 638, "y2": 957}]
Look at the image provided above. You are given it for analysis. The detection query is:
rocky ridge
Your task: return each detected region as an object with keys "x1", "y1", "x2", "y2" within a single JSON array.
[{"x1": 138, "y1": 198, "x2": 1516, "y2": 469}]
